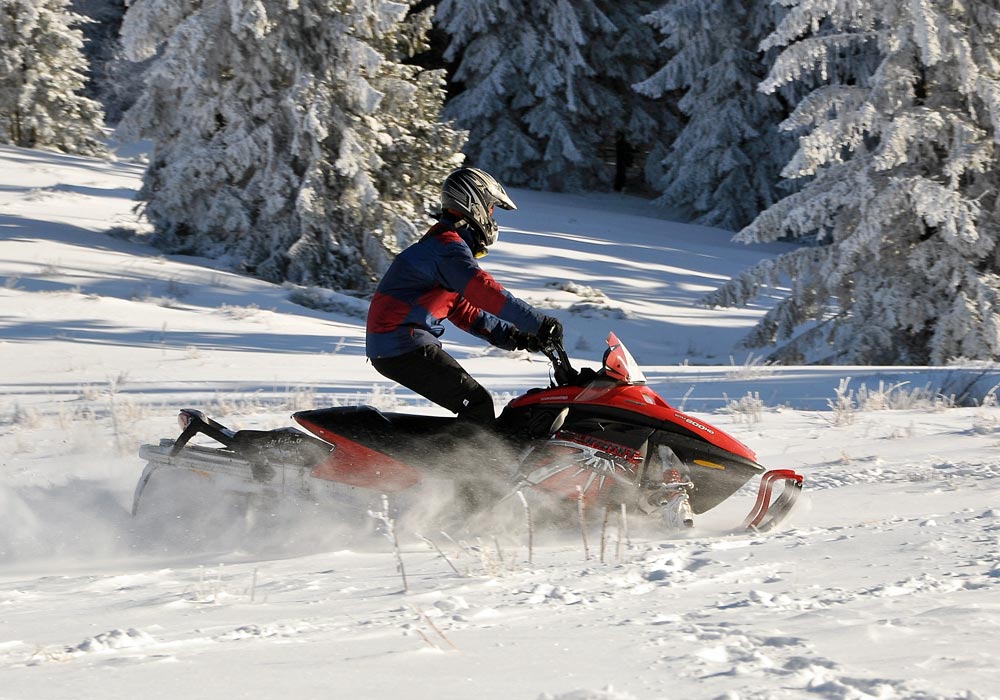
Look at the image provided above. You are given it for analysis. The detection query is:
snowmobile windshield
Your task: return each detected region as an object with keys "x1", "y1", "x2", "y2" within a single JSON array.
[
  {"x1": 603, "y1": 332, "x2": 645, "y2": 384},
  {"x1": 572, "y1": 332, "x2": 647, "y2": 403}
]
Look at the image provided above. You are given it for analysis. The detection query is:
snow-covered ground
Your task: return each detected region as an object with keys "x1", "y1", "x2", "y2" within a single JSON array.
[{"x1": 1, "y1": 143, "x2": 999, "y2": 700}]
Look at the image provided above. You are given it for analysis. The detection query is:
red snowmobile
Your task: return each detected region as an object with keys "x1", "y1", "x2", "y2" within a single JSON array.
[{"x1": 134, "y1": 333, "x2": 802, "y2": 533}]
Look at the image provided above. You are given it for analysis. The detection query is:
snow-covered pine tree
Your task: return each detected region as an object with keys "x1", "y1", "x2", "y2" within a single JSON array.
[
  {"x1": 635, "y1": 0, "x2": 792, "y2": 230},
  {"x1": 118, "y1": 0, "x2": 465, "y2": 291},
  {"x1": 600, "y1": 1, "x2": 681, "y2": 193},
  {"x1": 70, "y1": 0, "x2": 140, "y2": 122},
  {"x1": 706, "y1": 0, "x2": 1000, "y2": 365},
  {"x1": 0, "y1": 0, "x2": 108, "y2": 155},
  {"x1": 436, "y1": 0, "x2": 670, "y2": 191},
  {"x1": 69, "y1": 1, "x2": 123, "y2": 96}
]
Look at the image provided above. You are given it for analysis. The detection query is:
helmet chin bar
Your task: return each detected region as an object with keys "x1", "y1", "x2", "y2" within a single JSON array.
[
  {"x1": 471, "y1": 223, "x2": 494, "y2": 258},
  {"x1": 451, "y1": 211, "x2": 497, "y2": 255},
  {"x1": 440, "y1": 167, "x2": 513, "y2": 249},
  {"x1": 480, "y1": 217, "x2": 499, "y2": 247}
]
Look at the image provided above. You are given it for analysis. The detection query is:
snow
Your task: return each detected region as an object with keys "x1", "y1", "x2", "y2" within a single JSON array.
[{"x1": 1, "y1": 143, "x2": 999, "y2": 699}]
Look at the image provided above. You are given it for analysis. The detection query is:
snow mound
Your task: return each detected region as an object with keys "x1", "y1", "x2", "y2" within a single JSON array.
[
  {"x1": 66, "y1": 628, "x2": 155, "y2": 654},
  {"x1": 538, "y1": 687, "x2": 638, "y2": 700}
]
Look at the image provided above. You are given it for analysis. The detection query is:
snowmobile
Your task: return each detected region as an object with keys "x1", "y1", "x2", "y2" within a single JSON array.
[{"x1": 133, "y1": 333, "x2": 802, "y2": 533}]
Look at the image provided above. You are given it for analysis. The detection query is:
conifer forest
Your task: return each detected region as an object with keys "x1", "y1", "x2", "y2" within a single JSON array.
[{"x1": 3, "y1": 0, "x2": 1000, "y2": 364}]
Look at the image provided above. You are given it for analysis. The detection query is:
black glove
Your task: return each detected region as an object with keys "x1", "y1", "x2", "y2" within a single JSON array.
[
  {"x1": 511, "y1": 330, "x2": 541, "y2": 352},
  {"x1": 537, "y1": 316, "x2": 563, "y2": 347}
]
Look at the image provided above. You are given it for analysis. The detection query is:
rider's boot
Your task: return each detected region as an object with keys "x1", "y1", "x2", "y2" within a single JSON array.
[{"x1": 642, "y1": 470, "x2": 695, "y2": 530}]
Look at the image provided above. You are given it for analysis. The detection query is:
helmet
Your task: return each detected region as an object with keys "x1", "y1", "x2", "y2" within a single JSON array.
[{"x1": 440, "y1": 167, "x2": 517, "y2": 250}]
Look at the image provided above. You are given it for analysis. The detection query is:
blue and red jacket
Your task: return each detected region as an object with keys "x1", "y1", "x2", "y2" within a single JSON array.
[{"x1": 366, "y1": 218, "x2": 545, "y2": 359}]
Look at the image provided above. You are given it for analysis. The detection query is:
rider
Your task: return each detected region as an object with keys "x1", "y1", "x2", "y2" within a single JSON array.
[{"x1": 365, "y1": 167, "x2": 562, "y2": 427}]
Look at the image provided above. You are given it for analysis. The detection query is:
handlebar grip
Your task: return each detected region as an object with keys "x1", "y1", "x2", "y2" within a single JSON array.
[{"x1": 544, "y1": 342, "x2": 577, "y2": 386}]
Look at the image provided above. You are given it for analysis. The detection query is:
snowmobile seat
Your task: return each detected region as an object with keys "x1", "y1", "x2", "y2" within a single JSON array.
[{"x1": 294, "y1": 405, "x2": 457, "y2": 441}]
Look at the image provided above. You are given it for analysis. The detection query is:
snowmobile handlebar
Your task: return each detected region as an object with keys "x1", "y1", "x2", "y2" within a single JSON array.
[{"x1": 541, "y1": 341, "x2": 578, "y2": 387}]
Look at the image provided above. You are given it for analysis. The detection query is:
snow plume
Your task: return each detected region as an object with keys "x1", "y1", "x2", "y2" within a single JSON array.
[
  {"x1": 128, "y1": 467, "x2": 382, "y2": 559},
  {"x1": 0, "y1": 417, "x2": 535, "y2": 566},
  {"x1": 0, "y1": 461, "x2": 134, "y2": 567},
  {"x1": 125, "y1": 429, "x2": 540, "y2": 562},
  {"x1": 385, "y1": 428, "x2": 529, "y2": 542},
  {"x1": 0, "y1": 418, "x2": 361, "y2": 565}
]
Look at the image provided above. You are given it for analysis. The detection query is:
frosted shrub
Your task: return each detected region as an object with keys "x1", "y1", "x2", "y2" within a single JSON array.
[
  {"x1": 546, "y1": 281, "x2": 609, "y2": 303},
  {"x1": 217, "y1": 304, "x2": 261, "y2": 321},
  {"x1": 971, "y1": 412, "x2": 1000, "y2": 435},
  {"x1": 982, "y1": 385, "x2": 999, "y2": 409},
  {"x1": 719, "y1": 392, "x2": 766, "y2": 425},
  {"x1": 9, "y1": 402, "x2": 41, "y2": 428},
  {"x1": 828, "y1": 378, "x2": 858, "y2": 426},
  {"x1": 726, "y1": 353, "x2": 775, "y2": 380},
  {"x1": 828, "y1": 377, "x2": 955, "y2": 425},
  {"x1": 858, "y1": 382, "x2": 953, "y2": 412},
  {"x1": 148, "y1": 296, "x2": 180, "y2": 308},
  {"x1": 207, "y1": 393, "x2": 267, "y2": 418},
  {"x1": 936, "y1": 367, "x2": 1000, "y2": 407},
  {"x1": 285, "y1": 284, "x2": 368, "y2": 319},
  {"x1": 280, "y1": 386, "x2": 316, "y2": 412},
  {"x1": 79, "y1": 384, "x2": 102, "y2": 401},
  {"x1": 366, "y1": 384, "x2": 400, "y2": 411},
  {"x1": 164, "y1": 279, "x2": 191, "y2": 299},
  {"x1": 972, "y1": 385, "x2": 1000, "y2": 434}
]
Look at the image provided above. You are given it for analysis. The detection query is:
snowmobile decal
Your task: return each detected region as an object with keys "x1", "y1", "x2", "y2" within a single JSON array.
[
  {"x1": 673, "y1": 413, "x2": 716, "y2": 436},
  {"x1": 296, "y1": 420, "x2": 421, "y2": 492},
  {"x1": 518, "y1": 432, "x2": 640, "y2": 503}
]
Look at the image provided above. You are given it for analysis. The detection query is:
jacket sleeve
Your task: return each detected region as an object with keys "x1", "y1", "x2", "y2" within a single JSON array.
[
  {"x1": 447, "y1": 297, "x2": 520, "y2": 349},
  {"x1": 436, "y1": 235, "x2": 545, "y2": 337}
]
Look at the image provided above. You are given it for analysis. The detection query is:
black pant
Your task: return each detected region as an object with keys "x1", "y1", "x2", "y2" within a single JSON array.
[{"x1": 371, "y1": 344, "x2": 496, "y2": 425}]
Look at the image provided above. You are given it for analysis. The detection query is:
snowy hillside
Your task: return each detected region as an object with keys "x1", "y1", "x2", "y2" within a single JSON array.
[{"x1": 1, "y1": 144, "x2": 999, "y2": 700}]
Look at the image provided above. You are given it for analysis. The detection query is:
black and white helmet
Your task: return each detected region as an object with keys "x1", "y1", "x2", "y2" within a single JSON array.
[{"x1": 440, "y1": 167, "x2": 517, "y2": 249}]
